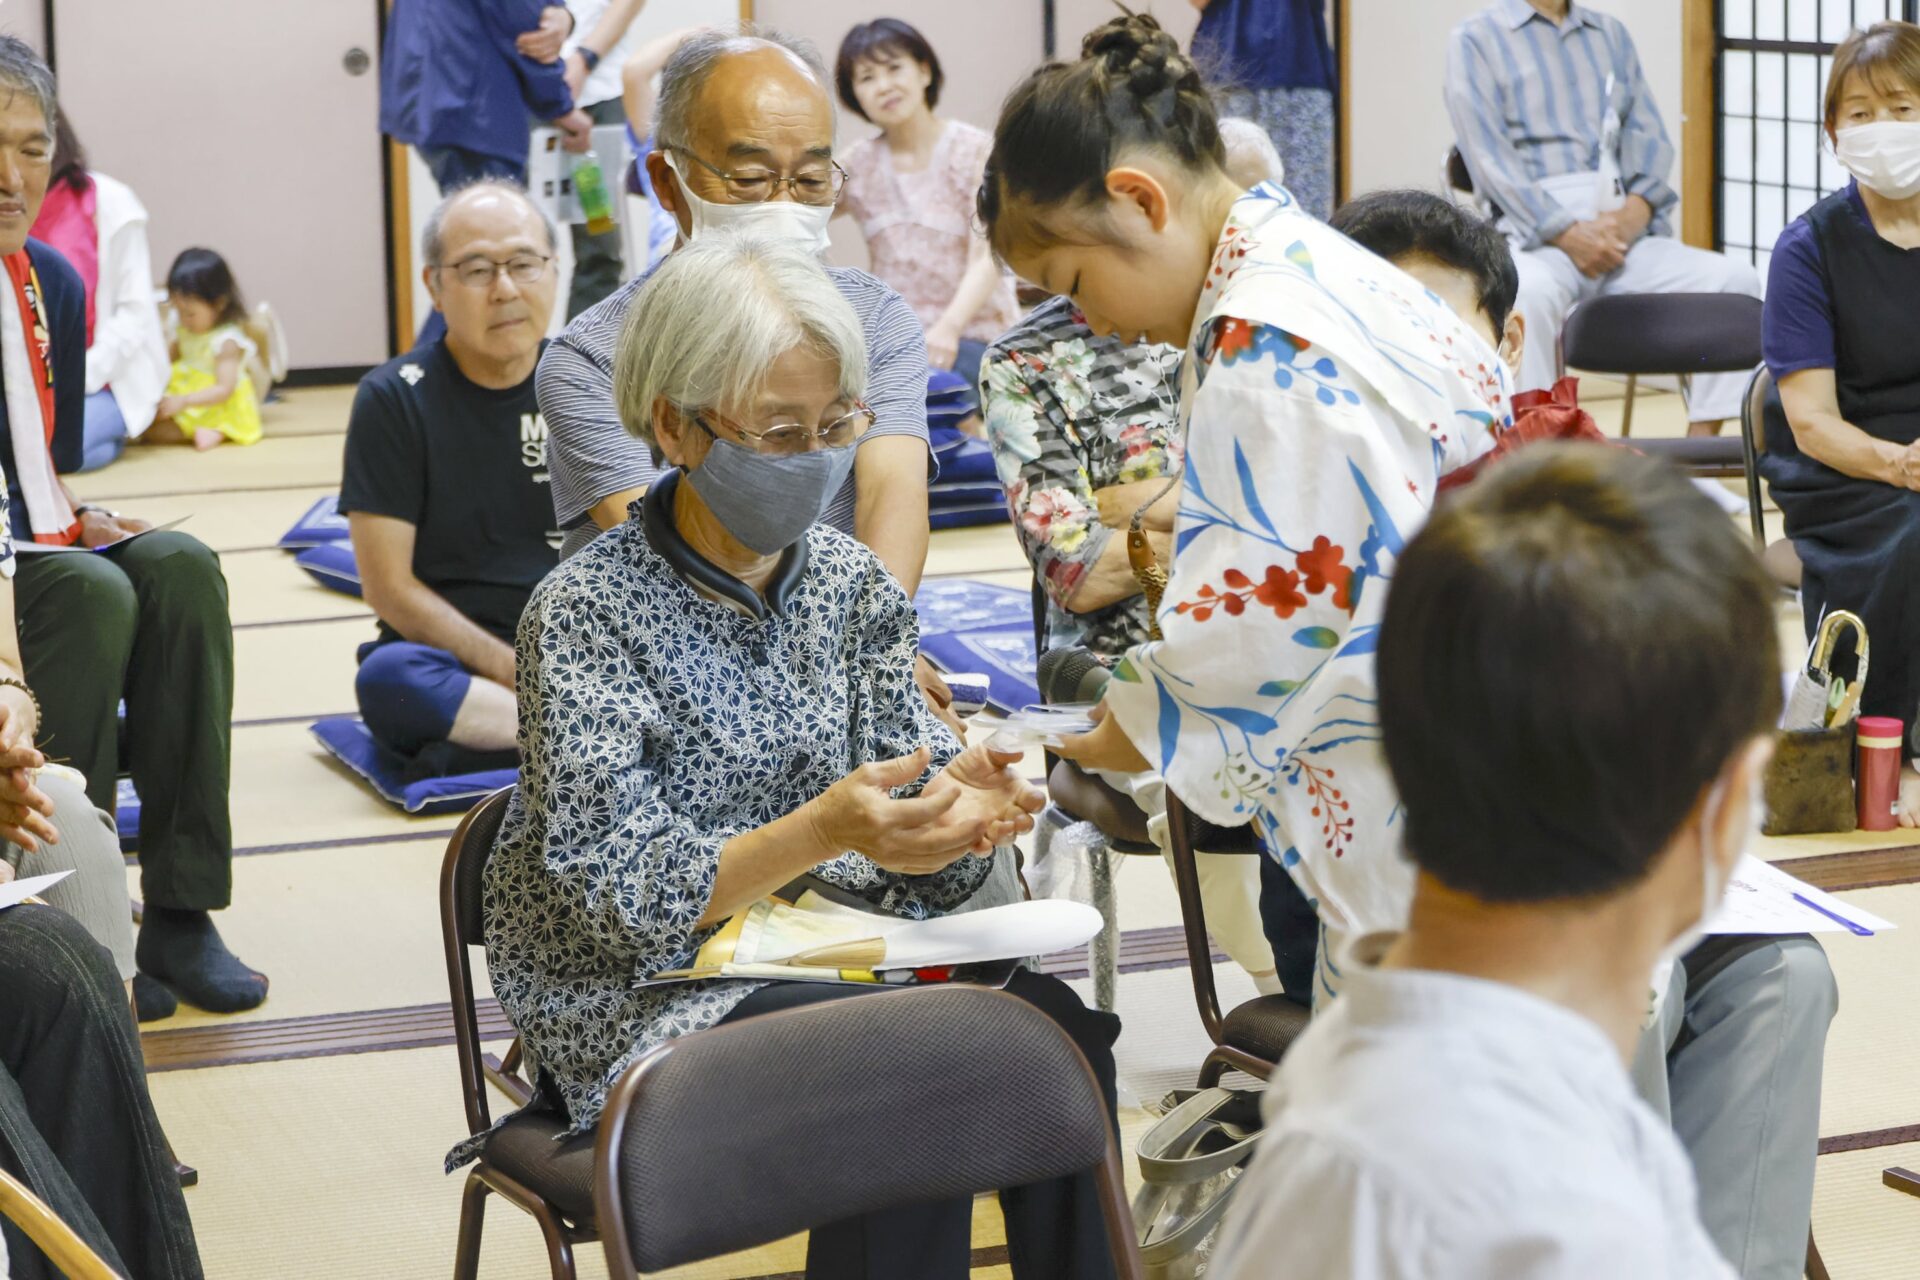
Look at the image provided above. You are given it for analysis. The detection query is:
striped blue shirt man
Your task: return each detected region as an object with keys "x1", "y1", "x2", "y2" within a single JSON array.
[
  {"x1": 1441, "y1": 0, "x2": 1760, "y2": 427},
  {"x1": 1444, "y1": 0, "x2": 1675, "y2": 250}
]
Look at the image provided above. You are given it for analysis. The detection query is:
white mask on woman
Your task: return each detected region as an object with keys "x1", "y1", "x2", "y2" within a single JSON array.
[
  {"x1": 663, "y1": 153, "x2": 835, "y2": 255},
  {"x1": 1834, "y1": 120, "x2": 1920, "y2": 200}
]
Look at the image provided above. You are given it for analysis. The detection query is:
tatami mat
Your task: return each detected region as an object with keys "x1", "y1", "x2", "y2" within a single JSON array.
[
  {"x1": 121, "y1": 487, "x2": 339, "y2": 554},
  {"x1": 1814, "y1": 1142, "x2": 1920, "y2": 1278},
  {"x1": 133, "y1": 838, "x2": 478, "y2": 1032},
  {"x1": 227, "y1": 721, "x2": 447, "y2": 850},
  {"x1": 220, "y1": 547, "x2": 372, "y2": 627},
  {"x1": 1814, "y1": 883, "x2": 1920, "y2": 1140},
  {"x1": 71, "y1": 432, "x2": 350, "y2": 501},
  {"x1": 233, "y1": 618, "x2": 364, "y2": 723}
]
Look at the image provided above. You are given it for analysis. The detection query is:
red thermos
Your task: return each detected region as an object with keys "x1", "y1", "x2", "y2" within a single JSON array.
[{"x1": 1857, "y1": 716, "x2": 1903, "y2": 832}]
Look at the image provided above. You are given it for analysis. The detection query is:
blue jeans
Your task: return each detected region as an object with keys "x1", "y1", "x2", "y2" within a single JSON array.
[
  {"x1": 76, "y1": 390, "x2": 126, "y2": 472},
  {"x1": 354, "y1": 640, "x2": 472, "y2": 757}
]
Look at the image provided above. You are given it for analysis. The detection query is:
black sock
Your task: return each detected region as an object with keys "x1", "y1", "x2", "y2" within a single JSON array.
[
  {"x1": 136, "y1": 907, "x2": 269, "y2": 1014},
  {"x1": 132, "y1": 972, "x2": 178, "y2": 1022}
]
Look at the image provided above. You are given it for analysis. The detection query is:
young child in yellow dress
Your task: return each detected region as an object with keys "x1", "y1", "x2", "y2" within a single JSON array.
[{"x1": 149, "y1": 247, "x2": 261, "y2": 450}]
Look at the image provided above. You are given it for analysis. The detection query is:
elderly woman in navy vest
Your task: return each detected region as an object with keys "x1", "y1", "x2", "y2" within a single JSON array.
[{"x1": 1764, "y1": 21, "x2": 1920, "y2": 822}]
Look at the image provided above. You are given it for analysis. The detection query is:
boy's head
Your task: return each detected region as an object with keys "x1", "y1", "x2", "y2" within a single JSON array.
[
  {"x1": 1378, "y1": 445, "x2": 1779, "y2": 922},
  {"x1": 1331, "y1": 188, "x2": 1523, "y2": 374}
]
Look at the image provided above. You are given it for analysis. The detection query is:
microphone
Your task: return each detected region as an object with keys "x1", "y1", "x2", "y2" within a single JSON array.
[{"x1": 1036, "y1": 646, "x2": 1113, "y2": 706}]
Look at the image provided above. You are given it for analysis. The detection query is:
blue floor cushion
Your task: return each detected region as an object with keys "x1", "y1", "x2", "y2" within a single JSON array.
[
  {"x1": 296, "y1": 541, "x2": 362, "y2": 598},
  {"x1": 913, "y1": 579, "x2": 1038, "y2": 713},
  {"x1": 116, "y1": 776, "x2": 139, "y2": 852},
  {"x1": 928, "y1": 477, "x2": 1008, "y2": 531},
  {"x1": 279, "y1": 494, "x2": 351, "y2": 548},
  {"x1": 310, "y1": 717, "x2": 517, "y2": 815},
  {"x1": 930, "y1": 426, "x2": 1000, "y2": 486}
]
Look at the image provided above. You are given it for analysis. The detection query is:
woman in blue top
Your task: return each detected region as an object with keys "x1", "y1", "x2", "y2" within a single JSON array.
[
  {"x1": 1190, "y1": 0, "x2": 1335, "y2": 218},
  {"x1": 1762, "y1": 21, "x2": 1920, "y2": 816}
]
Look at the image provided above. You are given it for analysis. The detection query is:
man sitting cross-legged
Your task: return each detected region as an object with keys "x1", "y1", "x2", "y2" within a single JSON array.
[{"x1": 341, "y1": 181, "x2": 561, "y2": 774}]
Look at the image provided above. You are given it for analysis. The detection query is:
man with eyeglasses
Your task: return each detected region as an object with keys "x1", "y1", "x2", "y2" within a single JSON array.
[
  {"x1": 339, "y1": 182, "x2": 563, "y2": 774},
  {"x1": 537, "y1": 27, "x2": 963, "y2": 729}
]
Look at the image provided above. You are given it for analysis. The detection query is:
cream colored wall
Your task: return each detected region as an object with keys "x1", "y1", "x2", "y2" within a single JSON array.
[
  {"x1": 1345, "y1": 0, "x2": 1686, "y2": 209},
  {"x1": 2, "y1": 0, "x2": 44, "y2": 54}
]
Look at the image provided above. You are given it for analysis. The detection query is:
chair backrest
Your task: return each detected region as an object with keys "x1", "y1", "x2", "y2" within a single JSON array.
[
  {"x1": 1740, "y1": 363, "x2": 1776, "y2": 547},
  {"x1": 593, "y1": 985, "x2": 1144, "y2": 1279},
  {"x1": 0, "y1": 1167, "x2": 126, "y2": 1280},
  {"x1": 1560, "y1": 292, "x2": 1764, "y2": 377},
  {"x1": 1444, "y1": 144, "x2": 1475, "y2": 197},
  {"x1": 438, "y1": 785, "x2": 516, "y2": 1135}
]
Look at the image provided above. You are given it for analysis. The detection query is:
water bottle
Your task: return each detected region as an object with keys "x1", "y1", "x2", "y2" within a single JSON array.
[{"x1": 573, "y1": 157, "x2": 615, "y2": 236}]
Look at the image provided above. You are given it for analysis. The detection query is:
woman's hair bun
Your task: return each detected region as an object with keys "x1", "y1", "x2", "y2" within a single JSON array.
[{"x1": 1082, "y1": 12, "x2": 1195, "y2": 103}]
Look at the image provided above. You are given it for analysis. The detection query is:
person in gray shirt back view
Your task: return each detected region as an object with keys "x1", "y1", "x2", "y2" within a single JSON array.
[{"x1": 537, "y1": 26, "x2": 934, "y2": 587}]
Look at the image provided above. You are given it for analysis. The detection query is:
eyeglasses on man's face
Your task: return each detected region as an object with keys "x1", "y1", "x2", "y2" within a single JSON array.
[
  {"x1": 437, "y1": 253, "x2": 553, "y2": 289},
  {"x1": 669, "y1": 146, "x2": 848, "y2": 206},
  {"x1": 692, "y1": 402, "x2": 875, "y2": 456}
]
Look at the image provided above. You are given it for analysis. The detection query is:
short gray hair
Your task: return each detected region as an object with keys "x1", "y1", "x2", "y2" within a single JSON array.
[
  {"x1": 0, "y1": 37, "x2": 54, "y2": 131},
  {"x1": 613, "y1": 231, "x2": 867, "y2": 445},
  {"x1": 654, "y1": 24, "x2": 830, "y2": 152},
  {"x1": 421, "y1": 179, "x2": 556, "y2": 267}
]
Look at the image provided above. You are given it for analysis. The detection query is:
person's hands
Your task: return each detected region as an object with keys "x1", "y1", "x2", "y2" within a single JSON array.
[
  {"x1": 1094, "y1": 478, "x2": 1179, "y2": 532},
  {"x1": 915, "y1": 743, "x2": 1045, "y2": 848},
  {"x1": 807, "y1": 748, "x2": 976, "y2": 875},
  {"x1": 563, "y1": 50, "x2": 590, "y2": 100},
  {"x1": 1550, "y1": 220, "x2": 1628, "y2": 279},
  {"x1": 1054, "y1": 701, "x2": 1151, "y2": 774},
  {"x1": 516, "y1": 5, "x2": 572, "y2": 62},
  {"x1": 1891, "y1": 439, "x2": 1920, "y2": 492},
  {"x1": 157, "y1": 393, "x2": 187, "y2": 420},
  {"x1": 0, "y1": 859, "x2": 12, "y2": 886},
  {"x1": 914, "y1": 655, "x2": 968, "y2": 741},
  {"x1": 555, "y1": 109, "x2": 595, "y2": 154},
  {"x1": 0, "y1": 692, "x2": 54, "y2": 854},
  {"x1": 77, "y1": 510, "x2": 152, "y2": 549},
  {"x1": 925, "y1": 323, "x2": 961, "y2": 373}
]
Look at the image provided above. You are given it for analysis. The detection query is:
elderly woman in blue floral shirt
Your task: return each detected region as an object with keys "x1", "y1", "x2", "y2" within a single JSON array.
[{"x1": 457, "y1": 232, "x2": 1119, "y2": 1280}]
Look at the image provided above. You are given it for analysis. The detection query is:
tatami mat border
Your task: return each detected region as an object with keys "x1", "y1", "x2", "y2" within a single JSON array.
[
  {"x1": 1775, "y1": 845, "x2": 1920, "y2": 893},
  {"x1": 232, "y1": 615, "x2": 369, "y2": 631},
  {"x1": 232, "y1": 828, "x2": 457, "y2": 858}
]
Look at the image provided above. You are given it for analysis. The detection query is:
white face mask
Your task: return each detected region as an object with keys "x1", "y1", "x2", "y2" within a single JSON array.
[
  {"x1": 662, "y1": 153, "x2": 834, "y2": 255},
  {"x1": 1834, "y1": 120, "x2": 1920, "y2": 200},
  {"x1": 1656, "y1": 766, "x2": 1762, "y2": 972}
]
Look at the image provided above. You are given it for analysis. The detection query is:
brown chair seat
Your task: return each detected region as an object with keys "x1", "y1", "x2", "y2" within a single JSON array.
[
  {"x1": 1220, "y1": 996, "x2": 1312, "y2": 1066},
  {"x1": 1047, "y1": 758, "x2": 1155, "y2": 850},
  {"x1": 483, "y1": 1110, "x2": 598, "y2": 1227}
]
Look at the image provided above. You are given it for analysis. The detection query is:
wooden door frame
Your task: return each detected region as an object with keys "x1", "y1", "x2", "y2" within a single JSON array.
[{"x1": 1681, "y1": 0, "x2": 1715, "y2": 248}]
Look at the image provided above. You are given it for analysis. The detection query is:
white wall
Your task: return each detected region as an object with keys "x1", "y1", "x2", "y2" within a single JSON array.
[{"x1": 1345, "y1": 0, "x2": 1686, "y2": 211}]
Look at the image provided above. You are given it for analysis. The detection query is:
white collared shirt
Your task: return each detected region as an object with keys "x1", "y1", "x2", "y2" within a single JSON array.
[{"x1": 1209, "y1": 936, "x2": 1736, "y2": 1279}]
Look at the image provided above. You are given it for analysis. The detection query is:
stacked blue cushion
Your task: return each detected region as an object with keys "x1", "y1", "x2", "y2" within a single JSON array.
[
  {"x1": 913, "y1": 579, "x2": 1038, "y2": 713},
  {"x1": 310, "y1": 717, "x2": 516, "y2": 815},
  {"x1": 295, "y1": 542, "x2": 362, "y2": 598},
  {"x1": 278, "y1": 495, "x2": 352, "y2": 548},
  {"x1": 925, "y1": 370, "x2": 1007, "y2": 530},
  {"x1": 116, "y1": 776, "x2": 139, "y2": 853}
]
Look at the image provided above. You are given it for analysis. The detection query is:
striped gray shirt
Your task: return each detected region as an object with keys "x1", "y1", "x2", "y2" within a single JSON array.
[
  {"x1": 537, "y1": 261, "x2": 931, "y2": 559},
  {"x1": 1444, "y1": 0, "x2": 1676, "y2": 249}
]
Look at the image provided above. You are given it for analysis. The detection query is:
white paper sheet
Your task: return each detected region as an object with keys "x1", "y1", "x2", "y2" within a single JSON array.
[
  {"x1": 0, "y1": 869, "x2": 72, "y2": 911},
  {"x1": 1705, "y1": 856, "x2": 1895, "y2": 936}
]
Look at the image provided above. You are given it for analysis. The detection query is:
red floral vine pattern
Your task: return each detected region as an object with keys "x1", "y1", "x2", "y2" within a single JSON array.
[
  {"x1": 1173, "y1": 537, "x2": 1355, "y2": 622},
  {"x1": 1292, "y1": 758, "x2": 1354, "y2": 857}
]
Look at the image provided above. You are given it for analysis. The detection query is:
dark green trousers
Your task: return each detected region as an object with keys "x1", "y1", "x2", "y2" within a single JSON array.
[{"x1": 15, "y1": 531, "x2": 234, "y2": 910}]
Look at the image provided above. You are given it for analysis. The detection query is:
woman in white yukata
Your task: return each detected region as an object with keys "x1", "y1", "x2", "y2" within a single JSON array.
[{"x1": 977, "y1": 13, "x2": 1513, "y2": 1003}]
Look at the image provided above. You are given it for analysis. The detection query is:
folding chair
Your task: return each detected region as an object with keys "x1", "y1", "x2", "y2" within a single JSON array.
[
  {"x1": 592, "y1": 984, "x2": 1144, "y2": 1278},
  {"x1": 1163, "y1": 790, "x2": 1310, "y2": 1086},
  {"x1": 0, "y1": 1166, "x2": 125, "y2": 1280},
  {"x1": 440, "y1": 786, "x2": 597, "y2": 1280},
  {"x1": 1558, "y1": 292, "x2": 1763, "y2": 441}
]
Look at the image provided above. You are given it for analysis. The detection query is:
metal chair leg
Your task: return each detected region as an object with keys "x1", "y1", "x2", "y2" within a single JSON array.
[
  {"x1": 1805, "y1": 1228, "x2": 1830, "y2": 1280},
  {"x1": 452, "y1": 1173, "x2": 489, "y2": 1280},
  {"x1": 531, "y1": 1203, "x2": 578, "y2": 1280},
  {"x1": 1620, "y1": 372, "x2": 1637, "y2": 437},
  {"x1": 1088, "y1": 834, "x2": 1118, "y2": 1013}
]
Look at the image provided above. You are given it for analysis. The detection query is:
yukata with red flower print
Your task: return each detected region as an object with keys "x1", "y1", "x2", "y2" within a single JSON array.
[{"x1": 1099, "y1": 183, "x2": 1514, "y2": 1004}]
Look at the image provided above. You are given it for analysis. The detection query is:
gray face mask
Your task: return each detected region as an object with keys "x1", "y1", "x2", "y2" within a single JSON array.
[{"x1": 684, "y1": 433, "x2": 857, "y2": 555}]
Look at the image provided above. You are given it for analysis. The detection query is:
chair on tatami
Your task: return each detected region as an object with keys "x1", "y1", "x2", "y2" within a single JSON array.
[
  {"x1": 0, "y1": 1167, "x2": 126, "y2": 1280},
  {"x1": 1559, "y1": 292, "x2": 1763, "y2": 445},
  {"x1": 1164, "y1": 790, "x2": 1310, "y2": 1087},
  {"x1": 440, "y1": 786, "x2": 598, "y2": 1280},
  {"x1": 592, "y1": 984, "x2": 1145, "y2": 1279},
  {"x1": 1738, "y1": 363, "x2": 1805, "y2": 589}
]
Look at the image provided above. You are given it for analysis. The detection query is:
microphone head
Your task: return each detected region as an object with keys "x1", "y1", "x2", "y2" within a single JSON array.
[{"x1": 1038, "y1": 645, "x2": 1104, "y2": 705}]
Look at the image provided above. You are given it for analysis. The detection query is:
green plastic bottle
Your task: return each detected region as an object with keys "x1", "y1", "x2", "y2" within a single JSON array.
[{"x1": 573, "y1": 157, "x2": 616, "y2": 236}]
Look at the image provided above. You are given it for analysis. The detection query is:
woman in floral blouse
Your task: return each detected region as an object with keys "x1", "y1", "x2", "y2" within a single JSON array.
[{"x1": 453, "y1": 233, "x2": 1119, "y2": 1279}]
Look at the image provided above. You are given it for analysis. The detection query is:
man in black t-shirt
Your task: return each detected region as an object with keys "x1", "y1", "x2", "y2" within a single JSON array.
[{"x1": 341, "y1": 181, "x2": 560, "y2": 770}]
